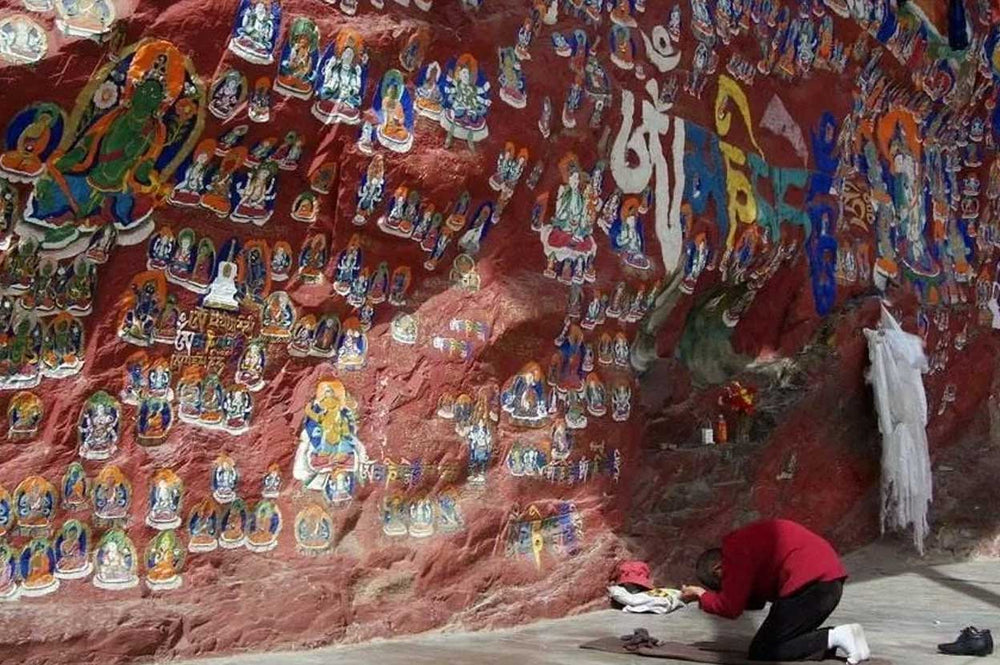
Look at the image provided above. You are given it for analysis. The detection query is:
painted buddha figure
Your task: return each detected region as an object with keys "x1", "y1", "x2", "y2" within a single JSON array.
[
  {"x1": 79, "y1": 393, "x2": 120, "y2": 460},
  {"x1": 260, "y1": 292, "x2": 295, "y2": 339},
  {"x1": 276, "y1": 28, "x2": 316, "y2": 97},
  {"x1": 262, "y1": 465, "x2": 282, "y2": 498},
  {"x1": 146, "y1": 471, "x2": 181, "y2": 529},
  {"x1": 246, "y1": 500, "x2": 280, "y2": 552},
  {"x1": 611, "y1": 382, "x2": 631, "y2": 422},
  {"x1": 209, "y1": 71, "x2": 244, "y2": 120},
  {"x1": 93, "y1": 531, "x2": 138, "y2": 589},
  {"x1": 541, "y1": 154, "x2": 597, "y2": 284},
  {"x1": 336, "y1": 322, "x2": 367, "y2": 370},
  {"x1": 219, "y1": 500, "x2": 247, "y2": 548},
  {"x1": 293, "y1": 379, "x2": 365, "y2": 492},
  {"x1": 229, "y1": 0, "x2": 278, "y2": 64},
  {"x1": 92, "y1": 466, "x2": 131, "y2": 521},
  {"x1": 381, "y1": 496, "x2": 407, "y2": 536},
  {"x1": 333, "y1": 235, "x2": 363, "y2": 294},
  {"x1": 27, "y1": 43, "x2": 193, "y2": 250},
  {"x1": 21, "y1": 538, "x2": 58, "y2": 596},
  {"x1": 353, "y1": 155, "x2": 385, "y2": 225},
  {"x1": 231, "y1": 162, "x2": 277, "y2": 225},
  {"x1": 497, "y1": 47, "x2": 526, "y2": 108},
  {"x1": 60, "y1": 463, "x2": 88, "y2": 511},
  {"x1": 236, "y1": 341, "x2": 266, "y2": 391},
  {"x1": 187, "y1": 500, "x2": 218, "y2": 553},
  {"x1": 169, "y1": 141, "x2": 215, "y2": 207},
  {"x1": 0, "y1": 107, "x2": 58, "y2": 180},
  {"x1": 212, "y1": 454, "x2": 239, "y2": 504},
  {"x1": 441, "y1": 54, "x2": 491, "y2": 139},
  {"x1": 297, "y1": 234, "x2": 327, "y2": 283},
  {"x1": 8, "y1": 390, "x2": 43, "y2": 440},
  {"x1": 223, "y1": 387, "x2": 253, "y2": 434},
  {"x1": 294, "y1": 504, "x2": 332, "y2": 553},
  {"x1": 54, "y1": 520, "x2": 91, "y2": 579},
  {"x1": 146, "y1": 531, "x2": 183, "y2": 589},
  {"x1": 414, "y1": 61, "x2": 443, "y2": 119},
  {"x1": 199, "y1": 373, "x2": 225, "y2": 425},
  {"x1": 311, "y1": 315, "x2": 339, "y2": 357},
  {"x1": 313, "y1": 32, "x2": 366, "y2": 124},
  {"x1": 15, "y1": 476, "x2": 55, "y2": 530},
  {"x1": 436, "y1": 493, "x2": 462, "y2": 531},
  {"x1": 375, "y1": 71, "x2": 412, "y2": 151},
  {"x1": 200, "y1": 148, "x2": 245, "y2": 217},
  {"x1": 1, "y1": 238, "x2": 40, "y2": 293},
  {"x1": 153, "y1": 295, "x2": 179, "y2": 343},
  {"x1": 500, "y1": 362, "x2": 550, "y2": 427}
]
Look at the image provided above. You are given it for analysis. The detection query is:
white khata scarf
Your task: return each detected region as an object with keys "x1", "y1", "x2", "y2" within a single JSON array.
[{"x1": 864, "y1": 305, "x2": 933, "y2": 555}]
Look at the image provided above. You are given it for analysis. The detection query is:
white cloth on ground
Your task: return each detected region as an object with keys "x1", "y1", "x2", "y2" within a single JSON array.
[{"x1": 607, "y1": 585, "x2": 685, "y2": 614}]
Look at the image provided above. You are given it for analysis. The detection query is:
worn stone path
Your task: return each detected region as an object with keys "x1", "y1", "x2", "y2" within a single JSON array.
[{"x1": 173, "y1": 543, "x2": 1000, "y2": 665}]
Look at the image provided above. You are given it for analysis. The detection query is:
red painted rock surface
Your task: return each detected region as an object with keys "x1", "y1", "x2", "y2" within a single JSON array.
[{"x1": 0, "y1": 0, "x2": 997, "y2": 663}]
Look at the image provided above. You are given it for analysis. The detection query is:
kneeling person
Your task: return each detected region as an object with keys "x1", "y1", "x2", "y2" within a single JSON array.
[{"x1": 681, "y1": 519, "x2": 870, "y2": 664}]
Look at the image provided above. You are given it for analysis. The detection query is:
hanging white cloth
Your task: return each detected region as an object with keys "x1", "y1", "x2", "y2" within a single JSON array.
[{"x1": 864, "y1": 304, "x2": 933, "y2": 554}]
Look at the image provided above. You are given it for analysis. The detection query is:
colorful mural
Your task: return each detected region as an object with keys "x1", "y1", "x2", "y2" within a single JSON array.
[{"x1": 0, "y1": 0, "x2": 996, "y2": 661}]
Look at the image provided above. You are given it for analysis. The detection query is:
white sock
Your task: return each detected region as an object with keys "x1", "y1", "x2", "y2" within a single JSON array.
[{"x1": 828, "y1": 624, "x2": 871, "y2": 664}]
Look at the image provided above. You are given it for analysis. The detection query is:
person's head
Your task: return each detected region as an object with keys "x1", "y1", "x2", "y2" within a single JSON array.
[{"x1": 696, "y1": 548, "x2": 723, "y2": 591}]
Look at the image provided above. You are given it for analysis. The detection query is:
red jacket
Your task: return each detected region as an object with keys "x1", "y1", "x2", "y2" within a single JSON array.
[{"x1": 699, "y1": 519, "x2": 848, "y2": 619}]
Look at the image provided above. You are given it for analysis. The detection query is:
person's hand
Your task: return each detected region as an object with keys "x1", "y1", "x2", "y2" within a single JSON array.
[{"x1": 680, "y1": 585, "x2": 707, "y2": 603}]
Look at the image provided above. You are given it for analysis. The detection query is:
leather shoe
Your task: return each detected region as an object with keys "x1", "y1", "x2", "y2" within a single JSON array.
[{"x1": 938, "y1": 627, "x2": 994, "y2": 656}]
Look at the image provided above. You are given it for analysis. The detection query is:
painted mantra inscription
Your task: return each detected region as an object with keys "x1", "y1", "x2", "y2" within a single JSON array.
[{"x1": 172, "y1": 308, "x2": 259, "y2": 370}]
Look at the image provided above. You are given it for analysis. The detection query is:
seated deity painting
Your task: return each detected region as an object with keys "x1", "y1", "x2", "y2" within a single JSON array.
[
  {"x1": 230, "y1": 161, "x2": 278, "y2": 226},
  {"x1": 14, "y1": 475, "x2": 57, "y2": 531},
  {"x1": 0, "y1": 103, "x2": 66, "y2": 183},
  {"x1": 92, "y1": 464, "x2": 132, "y2": 523},
  {"x1": 54, "y1": 519, "x2": 92, "y2": 581},
  {"x1": 60, "y1": 462, "x2": 89, "y2": 512},
  {"x1": 54, "y1": 0, "x2": 115, "y2": 38},
  {"x1": 92, "y1": 528, "x2": 139, "y2": 590},
  {"x1": 294, "y1": 504, "x2": 332, "y2": 554},
  {"x1": 78, "y1": 391, "x2": 121, "y2": 461},
  {"x1": 0, "y1": 313, "x2": 44, "y2": 391},
  {"x1": 539, "y1": 153, "x2": 598, "y2": 285},
  {"x1": 0, "y1": 15, "x2": 48, "y2": 66},
  {"x1": 219, "y1": 499, "x2": 247, "y2": 549},
  {"x1": 292, "y1": 378, "x2": 366, "y2": 494},
  {"x1": 146, "y1": 469, "x2": 183, "y2": 530},
  {"x1": 22, "y1": 39, "x2": 206, "y2": 255},
  {"x1": 440, "y1": 54, "x2": 492, "y2": 144},
  {"x1": 208, "y1": 69, "x2": 248, "y2": 121},
  {"x1": 245, "y1": 500, "x2": 282, "y2": 553},
  {"x1": 273, "y1": 17, "x2": 321, "y2": 100},
  {"x1": 187, "y1": 498, "x2": 219, "y2": 553},
  {"x1": 228, "y1": 0, "x2": 281, "y2": 66},
  {"x1": 312, "y1": 29, "x2": 368, "y2": 126},
  {"x1": 496, "y1": 46, "x2": 527, "y2": 109},
  {"x1": 8, "y1": 390, "x2": 43, "y2": 440},
  {"x1": 371, "y1": 69, "x2": 415, "y2": 153},
  {"x1": 19, "y1": 537, "x2": 59, "y2": 597},
  {"x1": 145, "y1": 529, "x2": 185, "y2": 591},
  {"x1": 414, "y1": 61, "x2": 444, "y2": 120}
]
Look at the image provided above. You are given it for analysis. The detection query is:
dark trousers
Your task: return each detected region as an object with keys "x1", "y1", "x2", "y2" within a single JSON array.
[{"x1": 748, "y1": 579, "x2": 844, "y2": 662}]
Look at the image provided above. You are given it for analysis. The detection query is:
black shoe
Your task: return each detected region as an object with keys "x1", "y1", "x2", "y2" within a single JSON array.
[{"x1": 938, "y1": 627, "x2": 994, "y2": 656}]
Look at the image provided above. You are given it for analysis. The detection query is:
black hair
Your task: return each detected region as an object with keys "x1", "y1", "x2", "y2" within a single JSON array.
[{"x1": 696, "y1": 548, "x2": 723, "y2": 591}]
